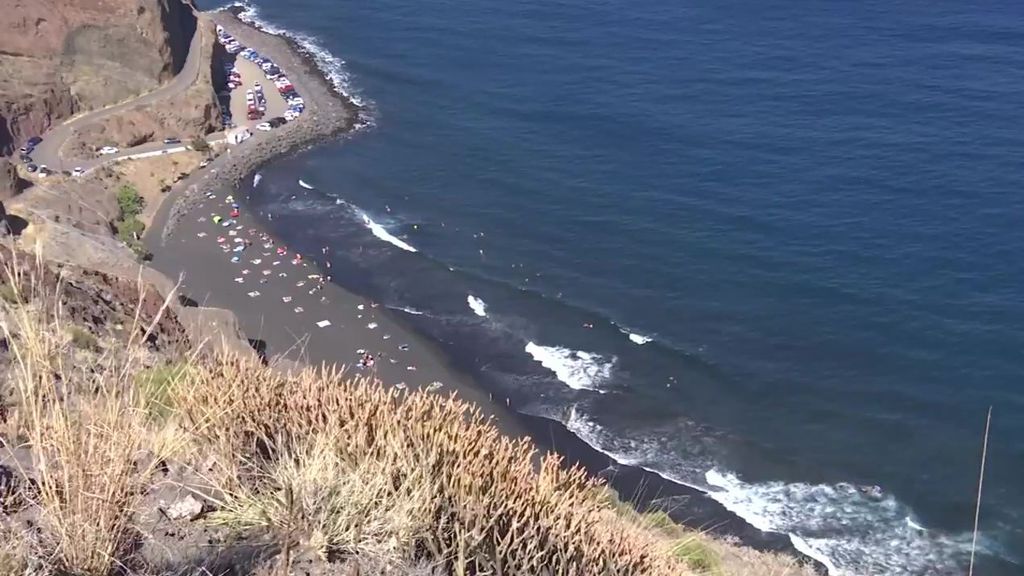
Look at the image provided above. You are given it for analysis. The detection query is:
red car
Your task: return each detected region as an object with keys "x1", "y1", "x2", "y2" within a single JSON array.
[{"x1": 230, "y1": 208, "x2": 240, "y2": 218}]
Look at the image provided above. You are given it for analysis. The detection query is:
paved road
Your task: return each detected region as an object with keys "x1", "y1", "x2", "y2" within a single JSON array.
[{"x1": 30, "y1": 24, "x2": 206, "y2": 172}]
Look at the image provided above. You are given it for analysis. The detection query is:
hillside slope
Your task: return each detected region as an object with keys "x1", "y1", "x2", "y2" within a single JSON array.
[{"x1": 0, "y1": 0, "x2": 199, "y2": 154}]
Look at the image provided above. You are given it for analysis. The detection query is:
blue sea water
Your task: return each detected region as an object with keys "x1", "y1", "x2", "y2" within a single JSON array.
[{"x1": 217, "y1": 0, "x2": 1024, "y2": 573}]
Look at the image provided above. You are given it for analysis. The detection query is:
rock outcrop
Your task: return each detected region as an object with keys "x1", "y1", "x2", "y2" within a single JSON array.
[
  {"x1": 0, "y1": 159, "x2": 20, "y2": 201},
  {"x1": 65, "y1": 18, "x2": 222, "y2": 153},
  {"x1": 0, "y1": 0, "x2": 199, "y2": 154}
]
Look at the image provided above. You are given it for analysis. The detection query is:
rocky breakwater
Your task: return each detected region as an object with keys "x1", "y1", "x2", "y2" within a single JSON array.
[
  {"x1": 161, "y1": 10, "x2": 362, "y2": 240},
  {"x1": 0, "y1": 0, "x2": 199, "y2": 154}
]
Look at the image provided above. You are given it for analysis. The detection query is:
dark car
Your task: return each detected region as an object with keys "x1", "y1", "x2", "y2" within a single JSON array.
[
  {"x1": 26, "y1": 164, "x2": 38, "y2": 173},
  {"x1": 163, "y1": 137, "x2": 182, "y2": 145},
  {"x1": 267, "y1": 117, "x2": 287, "y2": 128},
  {"x1": 18, "y1": 146, "x2": 33, "y2": 155},
  {"x1": 19, "y1": 154, "x2": 32, "y2": 163},
  {"x1": 26, "y1": 136, "x2": 42, "y2": 147}
]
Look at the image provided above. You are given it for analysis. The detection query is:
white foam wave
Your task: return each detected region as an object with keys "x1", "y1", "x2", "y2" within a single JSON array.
[
  {"x1": 360, "y1": 213, "x2": 417, "y2": 252},
  {"x1": 524, "y1": 343, "x2": 613, "y2": 392},
  {"x1": 467, "y1": 295, "x2": 488, "y2": 317},
  {"x1": 298, "y1": 179, "x2": 315, "y2": 190},
  {"x1": 253, "y1": 173, "x2": 262, "y2": 187},
  {"x1": 621, "y1": 329, "x2": 652, "y2": 345},
  {"x1": 565, "y1": 408, "x2": 987, "y2": 576},
  {"x1": 228, "y1": 1, "x2": 372, "y2": 110},
  {"x1": 392, "y1": 306, "x2": 424, "y2": 316},
  {"x1": 704, "y1": 469, "x2": 980, "y2": 575}
]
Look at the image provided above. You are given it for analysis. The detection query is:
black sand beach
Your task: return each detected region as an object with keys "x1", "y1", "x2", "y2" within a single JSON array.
[{"x1": 144, "y1": 9, "x2": 822, "y2": 570}]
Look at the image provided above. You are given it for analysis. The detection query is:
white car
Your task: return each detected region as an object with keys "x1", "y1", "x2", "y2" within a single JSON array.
[
  {"x1": 199, "y1": 159, "x2": 211, "y2": 168},
  {"x1": 255, "y1": 122, "x2": 272, "y2": 132},
  {"x1": 99, "y1": 146, "x2": 119, "y2": 155},
  {"x1": 283, "y1": 110, "x2": 299, "y2": 121},
  {"x1": 72, "y1": 167, "x2": 85, "y2": 177},
  {"x1": 38, "y1": 165, "x2": 49, "y2": 177}
]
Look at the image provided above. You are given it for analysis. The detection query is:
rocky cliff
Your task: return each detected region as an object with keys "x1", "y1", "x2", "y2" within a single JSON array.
[
  {"x1": 66, "y1": 18, "x2": 223, "y2": 153},
  {"x1": 0, "y1": 0, "x2": 198, "y2": 155}
]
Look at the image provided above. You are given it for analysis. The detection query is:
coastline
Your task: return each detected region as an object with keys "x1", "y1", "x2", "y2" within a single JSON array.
[{"x1": 144, "y1": 9, "x2": 825, "y2": 572}]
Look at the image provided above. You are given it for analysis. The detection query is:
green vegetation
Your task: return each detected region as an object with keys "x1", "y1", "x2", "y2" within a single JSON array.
[
  {"x1": 112, "y1": 184, "x2": 150, "y2": 260},
  {"x1": 116, "y1": 184, "x2": 145, "y2": 218},
  {"x1": 190, "y1": 136, "x2": 210, "y2": 152},
  {"x1": 135, "y1": 362, "x2": 189, "y2": 420},
  {"x1": 67, "y1": 325, "x2": 99, "y2": 351},
  {"x1": 0, "y1": 284, "x2": 19, "y2": 305}
]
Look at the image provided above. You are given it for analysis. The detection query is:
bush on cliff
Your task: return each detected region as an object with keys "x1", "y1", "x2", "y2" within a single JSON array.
[
  {"x1": 116, "y1": 184, "x2": 145, "y2": 218},
  {"x1": 112, "y1": 183, "x2": 150, "y2": 260}
]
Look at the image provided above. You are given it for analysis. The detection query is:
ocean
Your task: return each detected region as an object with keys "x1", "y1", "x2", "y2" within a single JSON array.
[{"x1": 215, "y1": 0, "x2": 1023, "y2": 573}]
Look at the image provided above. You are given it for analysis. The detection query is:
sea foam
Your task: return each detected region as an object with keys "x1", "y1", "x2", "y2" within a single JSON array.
[
  {"x1": 702, "y1": 470, "x2": 983, "y2": 575},
  {"x1": 467, "y1": 295, "x2": 488, "y2": 317},
  {"x1": 229, "y1": 0, "x2": 371, "y2": 111},
  {"x1": 524, "y1": 343, "x2": 613, "y2": 392},
  {"x1": 565, "y1": 407, "x2": 984, "y2": 576},
  {"x1": 360, "y1": 213, "x2": 418, "y2": 252}
]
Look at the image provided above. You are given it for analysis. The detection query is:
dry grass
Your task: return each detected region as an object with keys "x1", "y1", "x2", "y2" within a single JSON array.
[
  {"x1": 0, "y1": 247, "x2": 179, "y2": 575},
  {"x1": 0, "y1": 248, "x2": 817, "y2": 575},
  {"x1": 173, "y1": 356, "x2": 692, "y2": 575}
]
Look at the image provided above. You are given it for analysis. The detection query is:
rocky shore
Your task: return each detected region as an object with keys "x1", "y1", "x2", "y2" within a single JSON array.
[{"x1": 157, "y1": 9, "x2": 364, "y2": 242}]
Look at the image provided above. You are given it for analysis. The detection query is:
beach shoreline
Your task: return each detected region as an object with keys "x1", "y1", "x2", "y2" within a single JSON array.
[{"x1": 143, "y1": 8, "x2": 825, "y2": 572}]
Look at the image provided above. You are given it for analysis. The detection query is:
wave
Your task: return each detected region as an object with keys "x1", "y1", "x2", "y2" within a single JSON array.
[
  {"x1": 467, "y1": 294, "x2": 488, "y2": 317},
  {"x1": 564, "y1": 407, "x2": 986, "y2": 575},
  {"x1": 704, "y1": 470, "x2": 988, "y2": 575},
  {"x1": 253, "y1": 173, "x2": 263, "y2": 187},
  {"x1": 299, "y1": 179, "x2": 315, "y2": 190},
  {"x1": 617, "y1": 327, "x2": 652, "y2": 345},
  {"x1": 227, "y1": 0, "x2": 372, "y2": 112},
  {"x1": 360, "y1": 212, "x2": 418, "y2": 252},
  {"x1": 390, "y1": 305, "x2": 425, "y2": 316},
  {"x1": 524, "y1": 343, "x2": 613, "y2": 392}
]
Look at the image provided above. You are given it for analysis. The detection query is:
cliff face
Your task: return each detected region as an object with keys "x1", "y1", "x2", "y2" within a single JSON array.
[
  {"x1": 66, "y1": 19, "x2": 222, "y2": 153},
  {"x1": 0, "y1": 0, "x2": 198, "y2": 154}
]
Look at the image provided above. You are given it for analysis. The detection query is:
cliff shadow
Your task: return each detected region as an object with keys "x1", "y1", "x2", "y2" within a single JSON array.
[
  {"x1": 248, "y1": 338, "x2": 268, "y2": 365},
  {"x1": 3, "y1": 214, "x2": 29, "y2": 237},
  {"x1": 176, "y1": 293, "x2": 198, "y2": 307}
]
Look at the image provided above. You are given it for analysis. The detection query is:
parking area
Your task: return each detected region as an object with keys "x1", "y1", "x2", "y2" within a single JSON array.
[{"x1": 216, "y1": 25, "x2": 307, "y2": 137}]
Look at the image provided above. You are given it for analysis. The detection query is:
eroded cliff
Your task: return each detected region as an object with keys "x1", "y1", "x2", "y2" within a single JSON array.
[{"x1": 0, "y1": 0, "x2": 199, "y2": 154}]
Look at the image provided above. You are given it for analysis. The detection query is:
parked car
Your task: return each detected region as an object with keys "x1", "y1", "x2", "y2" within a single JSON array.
[
  {"x1": 163, "y1": 137, "x2": 181, "y2": 145},
  {"x1": 26, "y1": 164, "x2": 38, "y2": 173},
  {"x1": 18, "y1": 146, "x2": 33, "y2": 155},
  {"x1": 268, "y1": 117, "x2": 287, "y2": 128},
  {"x1": 255, "y1": 122, "x2": 272, "y2": 132},
  {"x1": 72, "y1": 167, "x2": 85, "y2": 177},
  {"x1": 19, "y1": 154, "x2": 32, "y2": 163},
  {"x1": 38, "y1": 165, "x2": 51, "y2": 177},
  {"x1": 199, "y1": 159, "x2": 211, "y2": 168},
  {"x1": 27, "y1": 136, "x2": 42, "y2": 147},
  {"x1": 99, "y1": 146, "x2": 119, "y2": 155}
]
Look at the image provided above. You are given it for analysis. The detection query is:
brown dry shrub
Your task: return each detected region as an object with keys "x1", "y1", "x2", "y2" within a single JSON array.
[{"x1": 175, "y1": 357, "x2": 685, "y2": 574}]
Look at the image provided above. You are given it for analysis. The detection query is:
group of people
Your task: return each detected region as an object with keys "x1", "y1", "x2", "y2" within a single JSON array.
[{"x1": 195, "y1": 189, "x2": 431, "y2": 382}]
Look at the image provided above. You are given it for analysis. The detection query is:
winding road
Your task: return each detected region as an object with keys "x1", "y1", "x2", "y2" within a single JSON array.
[{"x1": 31, "y1": 25, "x2": 210, "y2": 172}]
